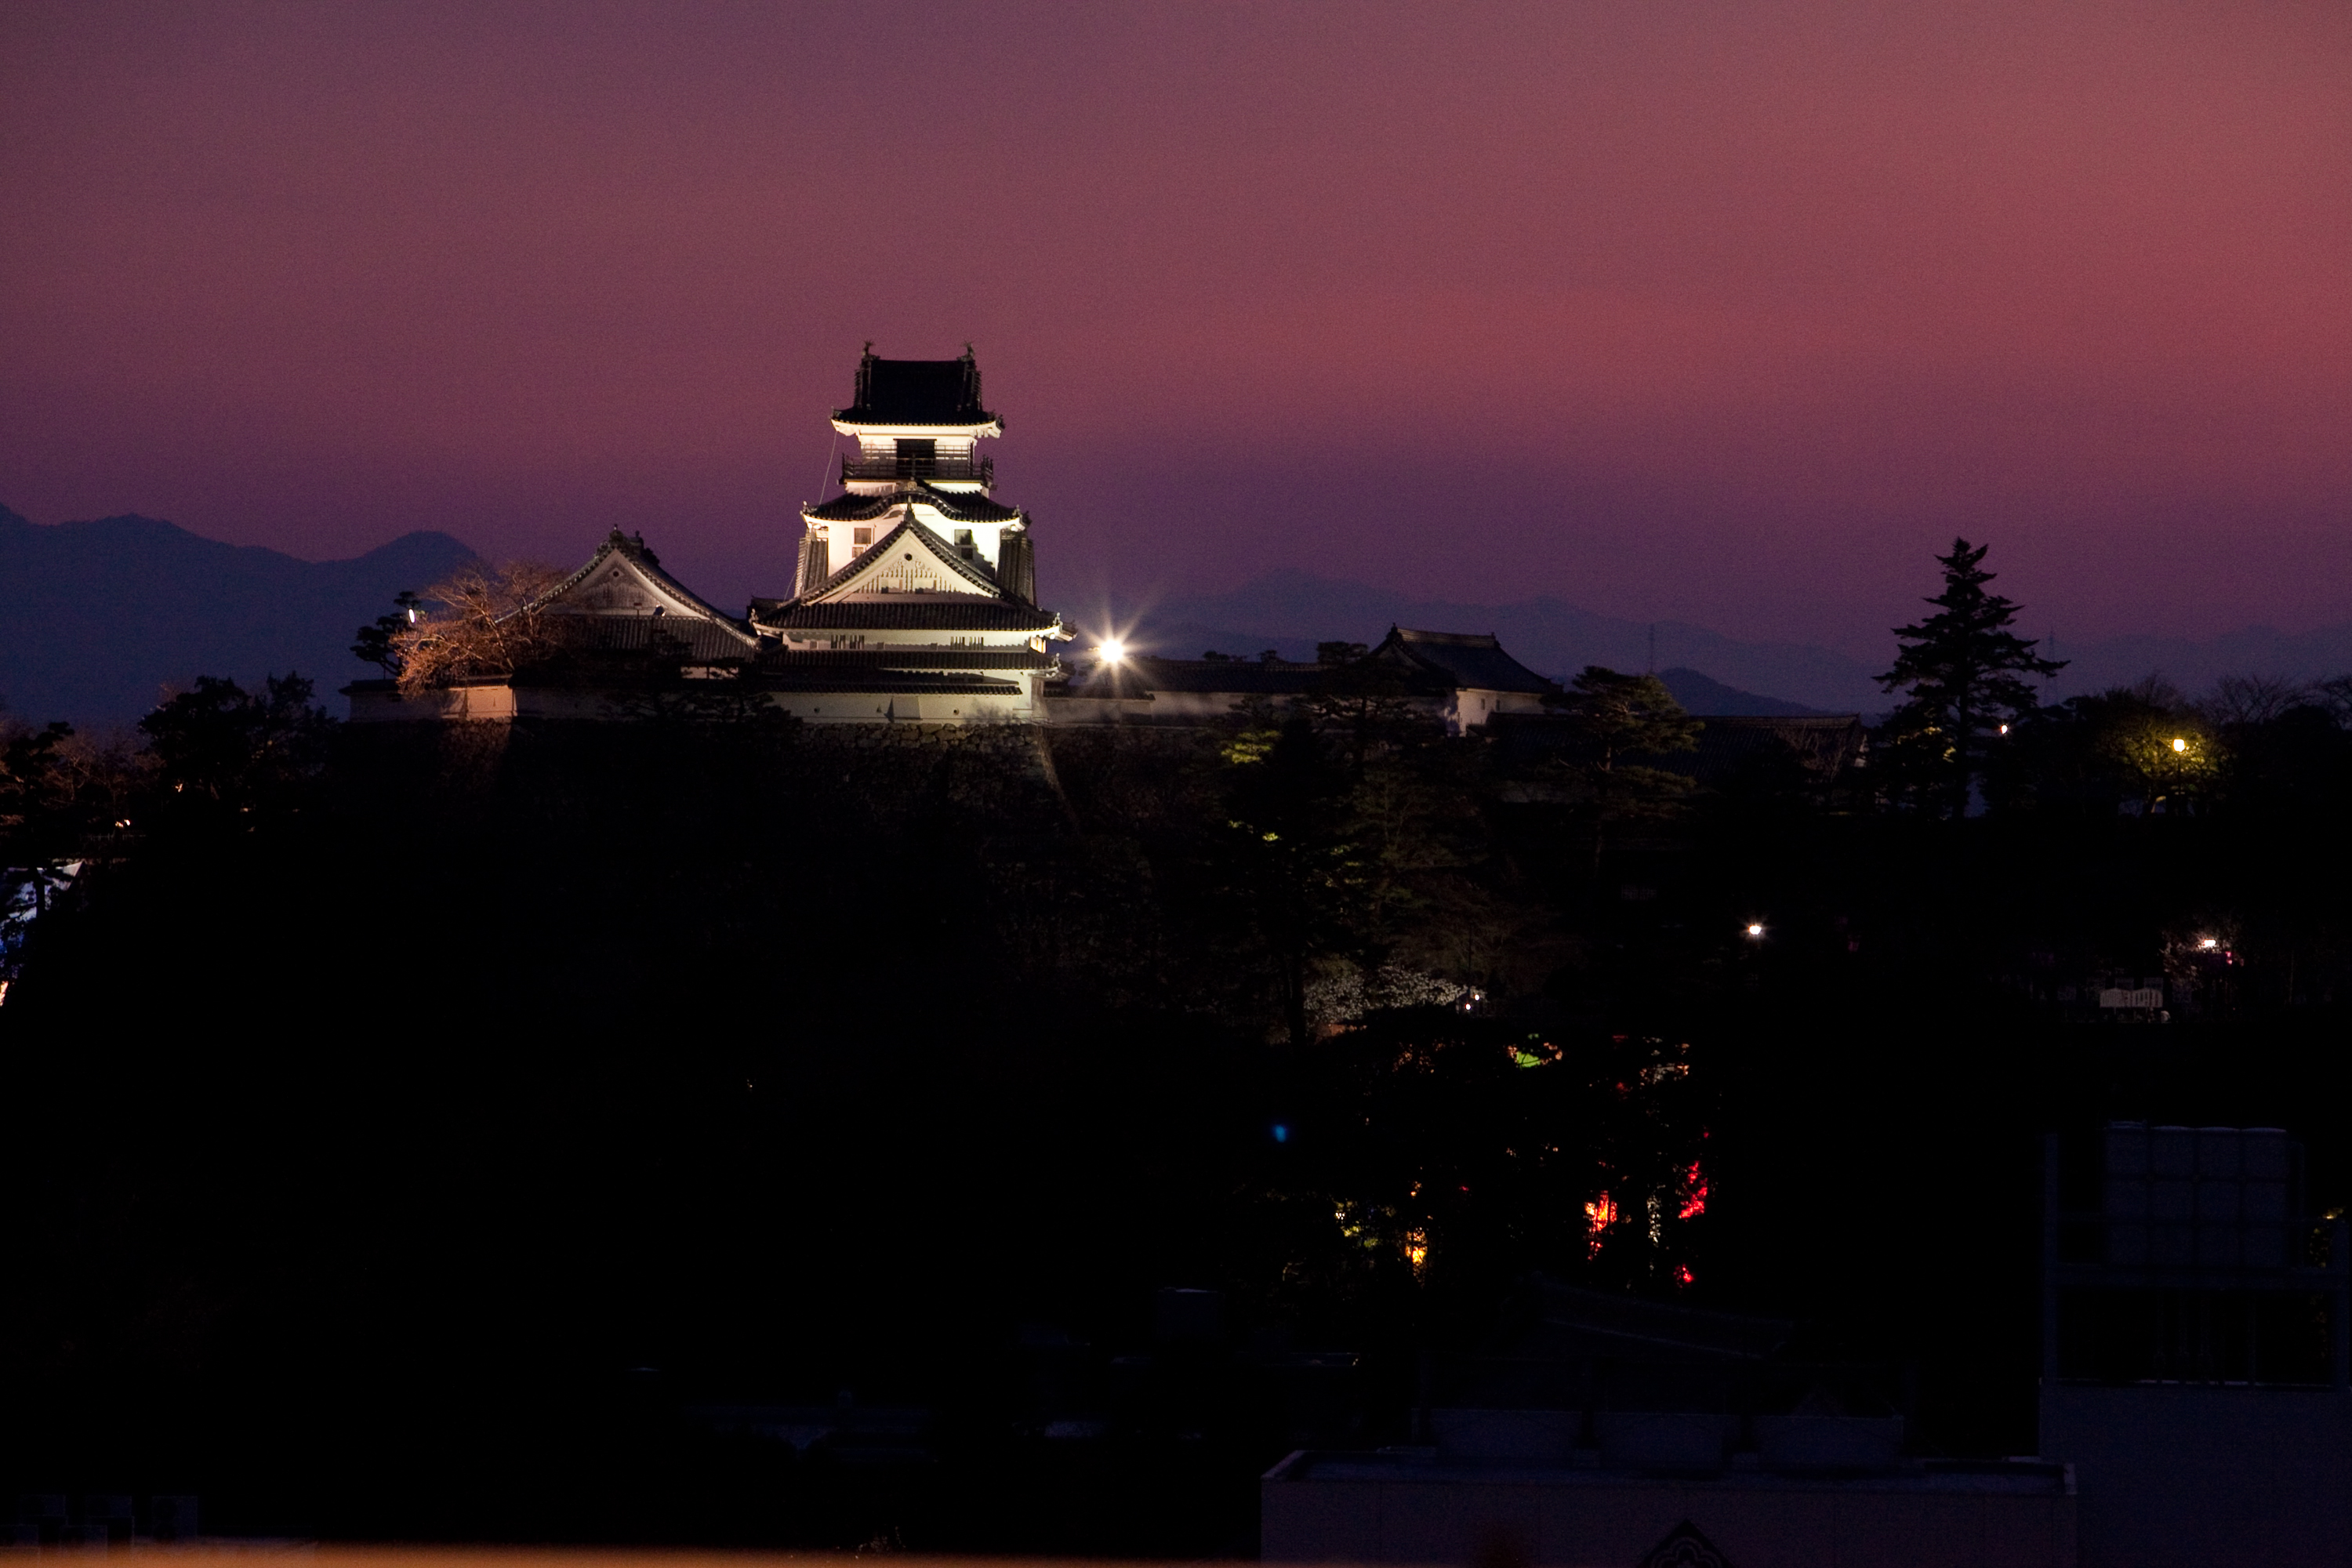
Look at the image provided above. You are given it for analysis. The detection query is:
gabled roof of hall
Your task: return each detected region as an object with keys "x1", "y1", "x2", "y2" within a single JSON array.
[
  {"x1": 832, "y1": 347, "x2": 999, "y2": 429},
  {"x1": 795, "y1": 512, "x2": 1018, "y2": 604},
  {"x1": 1367, "y1": 626, "x2": 1559, "y2": 695},
  {"x1": 532, "y1": 530, "x2": 760, "y2": 651},
  {"x1": 804, "y1": 481, "x2": 1023, "y2": 524}
]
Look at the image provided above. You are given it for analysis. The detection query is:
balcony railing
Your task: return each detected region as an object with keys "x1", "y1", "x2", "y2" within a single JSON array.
[{"x1": 841, "y1": 453, "x2": 994, "y2": 487}]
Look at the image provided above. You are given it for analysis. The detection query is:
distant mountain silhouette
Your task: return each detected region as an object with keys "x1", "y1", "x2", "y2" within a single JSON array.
[
  {"x1": 1655, "y1": 667, "x2": 1829, "y2": 717},
  {"x1": 0, "y1": 505, "x2": 476, "y2": 727},
  {"x1": 2044, "y1": 625, "x2": 2352, "y2": 699},
  {"x1": 1130, "y1": 571, "x2": 2352, "y2": 718},
  {"x1": 1134, "y1": 570, "x2": 1886, "y2": 713}
]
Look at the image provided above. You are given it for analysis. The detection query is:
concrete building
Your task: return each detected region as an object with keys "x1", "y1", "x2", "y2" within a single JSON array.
[
  {"x1": 2038, "y1": 1123, "x2": 2352, "y2": 1568},
  {"x1": 1260, "y1": 1281, "x2": 2074, "y2": 1566}
]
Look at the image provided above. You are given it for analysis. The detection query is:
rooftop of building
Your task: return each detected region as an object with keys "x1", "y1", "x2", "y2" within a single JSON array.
[
  {"x1": 833, "y1": 347, "x2": 1000, "y2": 430},
  {"x1": 1368, "y1": 625, "x2": 1560, "y2": 695}
]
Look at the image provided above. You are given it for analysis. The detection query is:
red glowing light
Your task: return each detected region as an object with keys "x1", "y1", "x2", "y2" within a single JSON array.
[
  {"x1": 1678, "y1": 1265, "x2": 1695, "y2": 1287},
  {"x1": 1677, "y1": 1161, "x2": 1708, "y2": 1221}
]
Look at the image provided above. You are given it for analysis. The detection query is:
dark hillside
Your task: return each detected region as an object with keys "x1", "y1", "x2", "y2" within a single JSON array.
[{"x1": 1, "y1": 705, "x2": 2347, "y2": 1548}]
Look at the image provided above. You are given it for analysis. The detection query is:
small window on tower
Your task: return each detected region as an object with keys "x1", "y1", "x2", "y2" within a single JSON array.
[
  {"x1": 851, "y1": 525, "x2": 873, "y2": 556},
  {"x1": 895, "y1": 438, "x2": 936, "y2": 478},
  {"x1": 954, "y1": 528, "x2": 975, "y2": 560}
]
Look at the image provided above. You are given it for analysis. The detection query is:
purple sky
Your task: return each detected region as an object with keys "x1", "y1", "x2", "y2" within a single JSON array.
[{"x1": 3, "y1": 2, "x2": 2347, "y2": 658}]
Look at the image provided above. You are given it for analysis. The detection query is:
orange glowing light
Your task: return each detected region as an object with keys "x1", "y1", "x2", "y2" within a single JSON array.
[
  {"x1": 1584, "y1": 1192, "x2": 1616, "y2": 1258},
  {"x1": 1403, "y1": 1227, "x2": 1429, "y2": 1279}
]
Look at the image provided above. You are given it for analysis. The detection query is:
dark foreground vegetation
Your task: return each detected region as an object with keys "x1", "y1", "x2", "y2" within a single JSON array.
[{"x1": 4, "y1": 583, "x2": 2350, "y2": 1550}]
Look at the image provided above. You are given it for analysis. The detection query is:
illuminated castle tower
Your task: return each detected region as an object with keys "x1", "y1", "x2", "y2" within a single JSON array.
[{"x1": 750, "y1": 346, "x2": 1065, "y2": 722}]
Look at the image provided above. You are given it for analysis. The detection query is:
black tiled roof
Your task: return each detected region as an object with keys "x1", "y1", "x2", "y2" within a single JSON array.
[
  {"x1": 542, "y1": 614, "x2": 759, "y2": 662},
  {"x1": 1370, "y1": 626, "x2": 1558, "y2": 695},
  {"x1": 804, "y1": 484, "x2": 1023, "y2": 524},
  {"x1": 832, "y1": 349, "x2": 998, "y2": 427},
  {"x1": 750, "y1": 600, "x2": 1062, "y2": 632}
]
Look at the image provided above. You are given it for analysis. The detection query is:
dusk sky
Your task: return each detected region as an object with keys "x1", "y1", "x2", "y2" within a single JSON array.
[{"x1": 4, "y1": 1, "x2": 2346, "y2": 658}]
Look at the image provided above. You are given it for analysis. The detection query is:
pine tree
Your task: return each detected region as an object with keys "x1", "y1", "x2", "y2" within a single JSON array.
[
  {"x1": 1545, "y1": 666, "x2": 1702, "y2": 870},
  {"x1": 1878, "y1": 538, "x2": 2066, "y2": 815}
]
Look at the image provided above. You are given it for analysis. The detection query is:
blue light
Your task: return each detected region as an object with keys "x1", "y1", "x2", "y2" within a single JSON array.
[{"x1": 1272, "y1": 1123, "x2": 1290, "y2": 1144}]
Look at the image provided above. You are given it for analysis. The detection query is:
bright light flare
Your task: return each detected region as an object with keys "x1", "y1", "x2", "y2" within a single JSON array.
[
  {"x1": 2171, "y1": 737, "x2": 2187, "y2": 753},
  {"x1": 1097, "y1": 637, "x2": 1127, "y2": 663},
  {"x1": 2197, "y1": 937, "x2": 2220, "y2": 951},
  {"x1": 1744, "y1": 922, "x2": 1765, "y2": 938}
]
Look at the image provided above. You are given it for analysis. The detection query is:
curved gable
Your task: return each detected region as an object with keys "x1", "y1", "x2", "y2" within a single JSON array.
[{"x1": 804, "y1": 513, "x2": 1011, "y2": 604}]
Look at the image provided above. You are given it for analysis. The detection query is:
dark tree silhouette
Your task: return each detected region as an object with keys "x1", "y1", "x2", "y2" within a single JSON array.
[
  {"x1": 351, "y1": 590, "x2": 423, "y2": 677},
  {"x1": 137, "y1": 673, "x2": 335, "y2": 825},
  {"x1": 1544, "y1": 666, "x2": 1702, "y2": 871},
  {"x1": 1877, "y1": 538, "x2": 2065, "y2": 815}
]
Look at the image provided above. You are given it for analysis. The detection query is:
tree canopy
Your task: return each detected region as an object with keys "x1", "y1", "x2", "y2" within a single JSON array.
[{"x1": 1878, "y1": 537, "x2": 2065, "y2": 814}]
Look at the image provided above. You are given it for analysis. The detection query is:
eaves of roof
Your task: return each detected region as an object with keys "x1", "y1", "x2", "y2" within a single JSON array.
[
  {"x1": 749, "y1": 600, "x2": 1063, "y2": 633},
  {"x1": 542, "y1": 614, "x2": 761, "y2": 660},
  {"x1": 804, "y1": 484, "x2": 1024, "y2": 525}
]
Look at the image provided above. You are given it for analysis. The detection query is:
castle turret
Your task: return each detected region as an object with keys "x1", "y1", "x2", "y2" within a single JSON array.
[{"x1": 746, "y1": 345, "x2": 1065, "y2": 724}]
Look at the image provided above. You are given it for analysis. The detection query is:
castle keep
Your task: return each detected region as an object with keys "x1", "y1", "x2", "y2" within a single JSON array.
[{"x1": 347, "y1": 346, "x2": 1557, "y2": 732}]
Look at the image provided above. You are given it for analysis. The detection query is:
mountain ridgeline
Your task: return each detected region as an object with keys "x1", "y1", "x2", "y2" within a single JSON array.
[
  {"x1": 0, "y1": 506, "x2": 474, "y2": 727},
  {"x1": 10, "y1": 508, "x2": 2352, "y2": 727}
]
